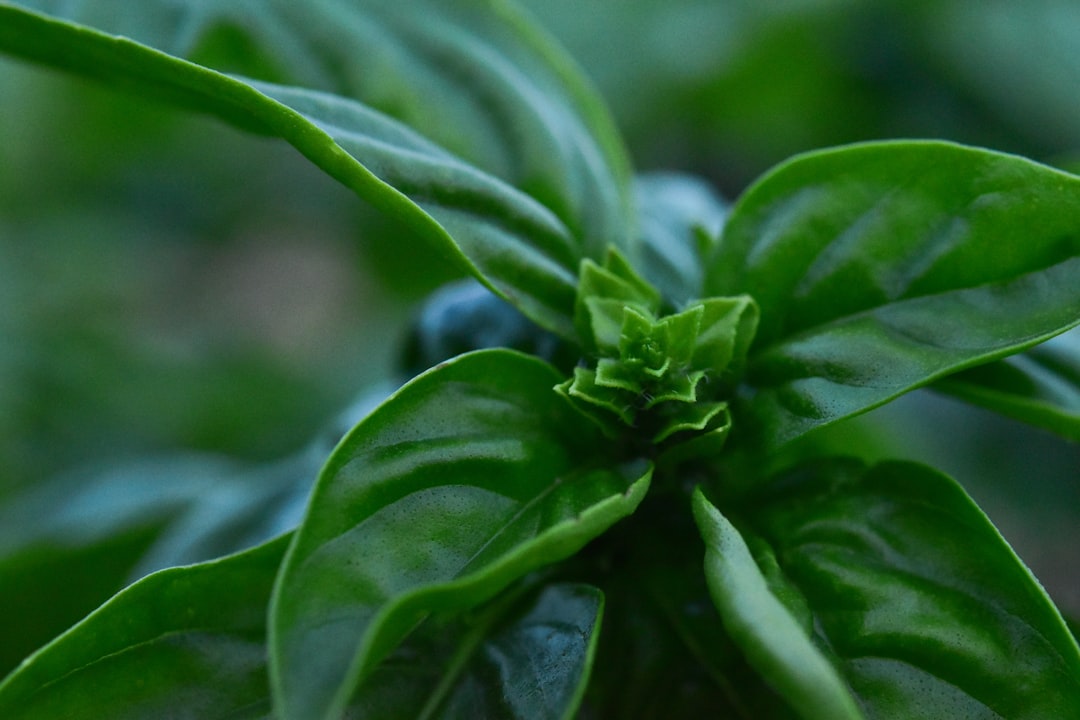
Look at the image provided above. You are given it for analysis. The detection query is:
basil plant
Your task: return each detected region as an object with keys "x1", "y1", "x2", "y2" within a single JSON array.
[{"x1": 2, "y1": 1, "x2": 1080, "y2": 719}]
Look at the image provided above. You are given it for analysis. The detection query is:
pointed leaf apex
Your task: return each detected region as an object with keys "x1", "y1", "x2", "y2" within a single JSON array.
[
  {"x1": 575, "y1": 259, "x2": 660, "y2": 351},
  {"x1": 690, "y1": 295, "x2": 759, "y2": 382},
  {"x1": 603, "y1": 246, "x2": 662, "y2": 307}
]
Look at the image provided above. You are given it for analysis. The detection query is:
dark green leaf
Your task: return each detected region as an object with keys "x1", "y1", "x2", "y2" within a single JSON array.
[
  {"x1": 0, "y1": 455, "x2": 236, "y2": 675},
  {"x1": 737, "y1": 458, "x2": 1080, "y2": 719},
  {"x1": 4, "y1": 0, "x2": 632, "y2": 247},
  {"x1": 248, "y1": 79, "x2": 582, "y2": 338},
  {"x1": 709, "y1": 141, "x2": 1080, "y2": 448},
  {"x1": 348, "y1": 583, "x2": 603, "y2": 720},
  {"x1": 0, "y1": 522, "x2": 161, "y2": 680},
  {"x1": 584, "y1": 584, "x2": 771, "y2": 719},
  {"x1": 579, "y1": 493, "x2": 794, "y2": 719},
  {"x1": 0, "y1": 1, "x2": 633, "y2": 337},
  {"x1": 631, "y1": 172, "x2": 727, "y2": 307},
  {"x1": 269, "y1": 349, "x2": 651, "y2": 720},
  {"x1": 692, "y1": 488, "x2": 864, "y2": 720},
  {"x1": 0, "y1": 447, "x2": 318, "y2": 675},
  {"x1": 0, "y1": 535, "x2": 290, "y2": 720},
  {"x1": 934, "y1": 328, "x2": 1080, "y2": 441}
]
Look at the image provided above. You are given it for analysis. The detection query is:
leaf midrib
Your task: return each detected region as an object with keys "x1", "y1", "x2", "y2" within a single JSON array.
[{"x1": 748, "y1": 256, "x2": 1080, "y2": 373}]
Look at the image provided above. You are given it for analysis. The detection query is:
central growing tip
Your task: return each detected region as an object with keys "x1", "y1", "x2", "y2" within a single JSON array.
[{"x1": 556, "y1": 248, "x2": 758, "y2": 459}]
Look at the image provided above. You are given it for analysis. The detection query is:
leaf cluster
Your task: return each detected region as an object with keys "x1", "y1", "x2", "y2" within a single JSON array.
[{"x1": 0, "y1": 2, "x2": 1079, "y2": 719}]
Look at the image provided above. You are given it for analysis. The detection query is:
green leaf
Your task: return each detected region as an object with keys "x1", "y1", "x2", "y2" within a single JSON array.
[
  {"x1": 631, "y1": 172, "x2": 728, "y2": 308},
  {"x1": 248, "y1": 79, "x2": 581, "y2": 337},
  {"x1": 585, "y1": 577, "x2": 742, "y2": 718},
  {"x1": 692, "y1": 488, "x2": 864, "y2": 720},
  {"x1": 0, "y1": 534, "x2": 290, "y2": 720},
  {"x1": 652, "y1": 400, "x2": 727, "y2": 444},
  {"x1": 0, "y1": 445, "x2": 319, "y2": 676},
  {"x1": 0, "y1": 1, "x2": 632, "y2": 338},
  {"x1": 349, "y1": 583, "x2": 603, "y2": 720},
  {"x1": 689, "y1": 295, "x2": 759, "y2": 387},
  {"x1": 737, "y1": 458, "x2": 1080, "y2": 719},
  {"x1": 576, "y1": 255, "x2": 662, "y2": 351},
  {"x1": 602, "y1": 246, "x2": 664, "y2": 304},
  {"x1": 0, "y1": 379, "x2": 385, "y2": 675},
  {"x1": 657, "y1": 305, "x2": 704, "y2": 369},
  {"x1": 934, "y1": 328, "x2": 1080, "y2": 441},
  {"x1": 584, "y1": 298, "x2": 636, "y2": 356},
  {"x1": 595, "y1": 357, "x2": 649, "y2": 394},
  {"x1": 269, "y1": 349, "x2": 651, "y2": 720},
  {"x1": 709, "y1": 141, "x2": 1080, "y2": 448},
  {"x1": 583, "y1": 492, "x2": 793, "y2": 718},
  {"x1": 3, "y1": 0, "x2": 633, "y2": 246},
  {"x1": 559, "y1": 366, "x2": 637, "y2": 427},
  {"x1": 655, "y1": 405, "x2": 732, "y2": 469},
  {"x1": 0, "y1": 522, "x2": 161, "y2": 680}
]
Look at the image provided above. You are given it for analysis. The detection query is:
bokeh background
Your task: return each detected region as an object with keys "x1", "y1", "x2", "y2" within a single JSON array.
[{"x1": 1, "y1": 0, "x2": 1078, "y2": 673}]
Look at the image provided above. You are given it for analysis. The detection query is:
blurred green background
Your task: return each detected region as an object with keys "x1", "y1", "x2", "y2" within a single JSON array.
[{"x1": 0, "y1": 0, "x2": 1078, "y2": 671}]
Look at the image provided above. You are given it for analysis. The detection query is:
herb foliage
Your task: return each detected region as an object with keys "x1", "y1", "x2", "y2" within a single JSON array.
[{"x1": 1, "y1": 1, "x2": 1079, "y2": 718}]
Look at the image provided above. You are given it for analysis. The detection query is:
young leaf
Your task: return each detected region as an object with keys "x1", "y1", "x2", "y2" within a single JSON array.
[
  {"x1": 734, "y1": 458, "x2": 1080, "y2": 719},
  {"x1": 933, "y1": 328, "x2": 1080, "y2": 441},
  {"x1": 269, "y1": 349, "x2": 651, "y2": 720},
  {"x1": 349, "y1": 583, "x2": 604, "y2": 720},
  {"x1": 692, "y1": 489, "x2": 865, "y2": 720},
  {"x1": 0, "y1": 534, "x2": 290, "y2": 720},
  {"x1": 709, "y1": 141, "x2": 1080, "y2": 448},
  {"x1": 0, "y1": 1, "x2": 632, "y2": 338}
]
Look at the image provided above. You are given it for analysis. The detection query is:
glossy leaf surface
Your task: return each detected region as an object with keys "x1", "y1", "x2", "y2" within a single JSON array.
[
  {"x1": 692, "y1": 488, "x2": 864, "y2": 720},
  {"x1": 1, "y1": 0, "x2": 632, "y2": 244},
  {"x1": 270, "y1": 349, "x2": 650, "y2": 720},
  {"x1": 0, "y1": 535, "x2": 289, "y2": 720},
  {"x1": 247, "y1": 79, "x2": 582, "y2": 337},
  {"x1": 348, "y1": 583, "x2": 603, "y2": 719},
  {"x1": 710, "y1": 141, "x2": 1080, "y2": 448},
  {"x1": 935, "y1": 327, "x2": 1080, "y2": 441},
  {"x1": 736, "y1": 458, "x2": 1080, "y2": 719},
  {"x1": 0, "y1": 1, "x2": 632, "y2": 337}
]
